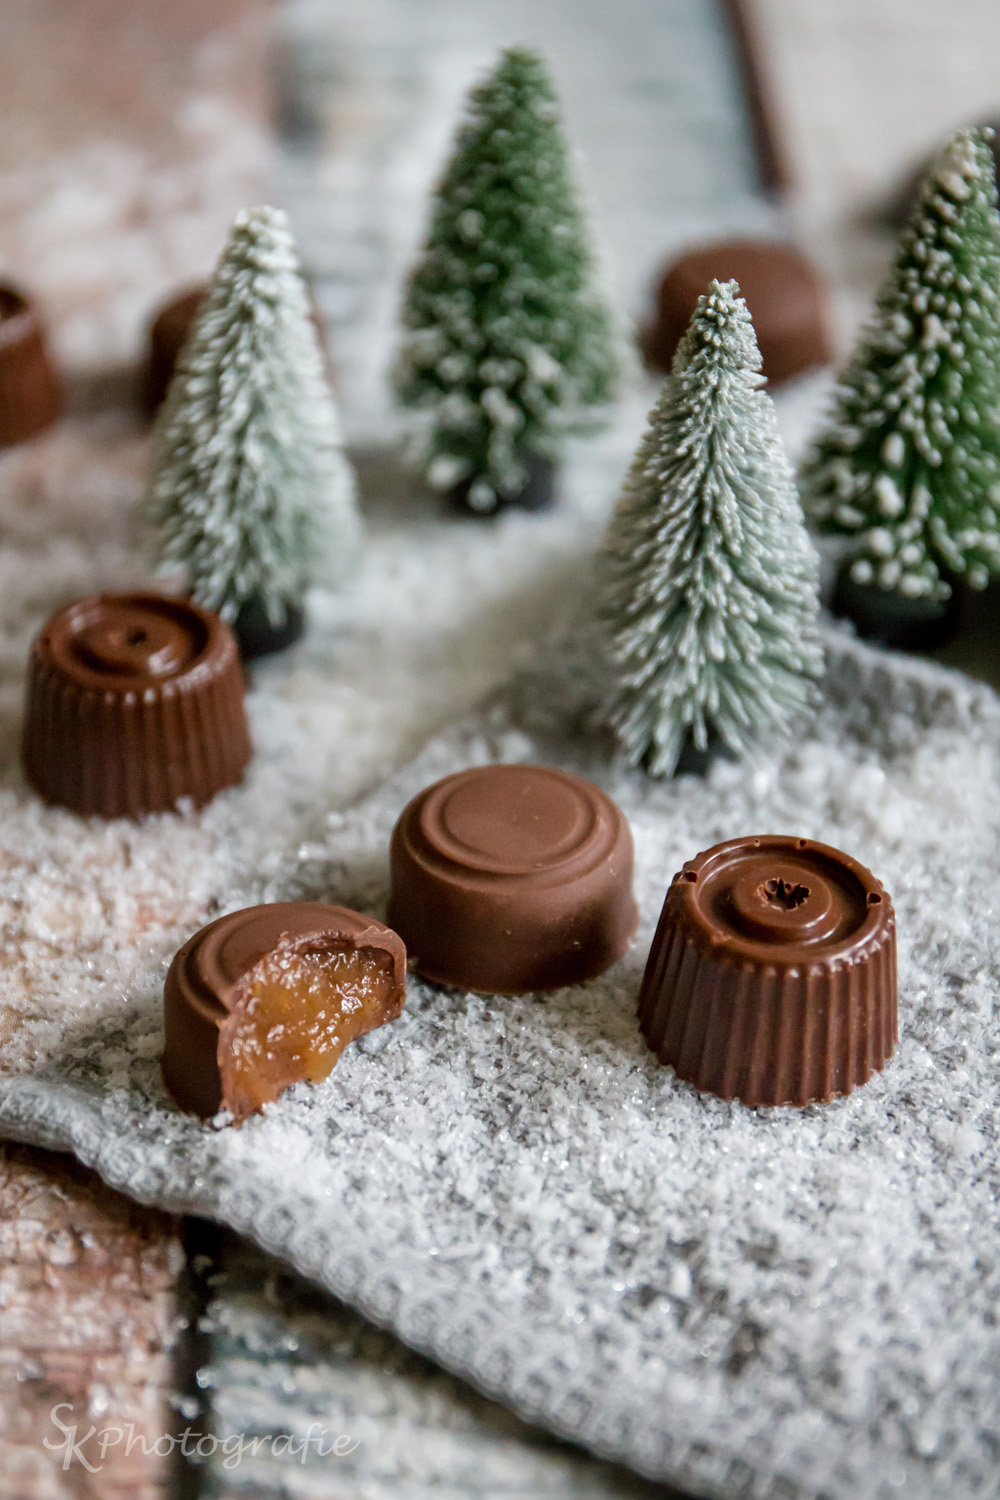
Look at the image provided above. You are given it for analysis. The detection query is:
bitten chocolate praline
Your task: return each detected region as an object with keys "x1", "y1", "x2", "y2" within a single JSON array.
[
  {"x1": 22, "y1": 592, "x2": 251, "y2": 819},
  {"x1": 387, "y1": 763, "x2": 638, "y2": 994},
  {"x1": 639, "y1": 835, "x2": 897, "y2": 1106},
  {"x1": 0, "y1": 283, "x2": 62, "y2": 446},
  {"x1": 162, "y1": 902, "x2": 407, "y2": 1121}
]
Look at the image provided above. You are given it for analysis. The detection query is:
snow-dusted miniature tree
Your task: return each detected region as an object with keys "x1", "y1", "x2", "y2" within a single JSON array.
[
  {"x1": 147, "y1": 205, "x2": 359, "y2": 627},
  {"x1": 394, "y1": 46, "x2": 618, "y2": 512},
  {"x1": 801, "y1": 128, "x2": 1000, "y2": 600},
  {"x1": 597, "y1": 280, "x2": 822, "y2": 776}
]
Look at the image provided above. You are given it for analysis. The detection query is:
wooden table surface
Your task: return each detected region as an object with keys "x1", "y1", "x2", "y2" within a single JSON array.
[{"x1": 0, "y1": 5, "x2": 267, "y2": 1496}]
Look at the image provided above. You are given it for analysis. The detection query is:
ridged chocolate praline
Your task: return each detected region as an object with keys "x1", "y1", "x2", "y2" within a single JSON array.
[
  {"x1": 22, "y1": 592, "x2": 251, "y2": 818},
  {"x1": 638, "y1": 835, "x2": 897, "y2": 1106},
  {"x1": 144, "y1": 284, "x2": 205, "y2": 415}
]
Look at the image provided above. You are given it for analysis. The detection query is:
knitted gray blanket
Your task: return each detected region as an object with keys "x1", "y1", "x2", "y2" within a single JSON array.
[{"x1": 1, "y1": 626, "x2": 998, "y2": 1500}]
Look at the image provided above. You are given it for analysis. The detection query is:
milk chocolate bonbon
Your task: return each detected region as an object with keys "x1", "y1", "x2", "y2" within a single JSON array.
[
  {"x1": 22, "y1": 592, "x2": 250, "y2": 819},
  {"x1": 387, "y1": 763, "x2": 638, "y2": 994},
  {"x1": 639, "y1": 835, "x2": 897, "y2": 1106},
  {"x1": 645, "y1": 241, "x2": 831, "y2": 386},
  {"x1": 162, "y1": 902, "x2": 407, "y2": 1121},
  {"x1": 0, "y1": 283, "x2": 62, "y2": 446},
  {"x1": 145, "y1": 285, "x2": 205, "y2": 414},
  {"x1": 146, "y1": 282, "x2": 331, "y2": 416}
]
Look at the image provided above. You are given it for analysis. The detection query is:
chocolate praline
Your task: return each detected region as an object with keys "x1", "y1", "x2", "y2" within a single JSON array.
[
  {"x1": 0, "y1": 283, "x2": 62, "y2": 446},
  {"x1": 639, "y1": 835, "x2": 897, "y2": 1106},
  {"x1": 22, "y1": 592, "x2": 250, "y2": 819},
  {"x1": 162, "y1": 902, "x2": 407, "y2": 1121},
  {"x1": 145, "y1": 285, "x2": 205, "y2": 415},
  {"x1": 387, "y1": 763, "x2": 638, "y2": 994},
  {"x1": 645, "y1": 241, "x2": 831, "y2": 385}
]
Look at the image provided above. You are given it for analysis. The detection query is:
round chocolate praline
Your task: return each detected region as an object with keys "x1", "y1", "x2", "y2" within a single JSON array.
[
  {"x1": 22, "y1": 592, "x2": 251, "y2": 819},
  {"x1": 162, "y1": 902, "x2": 407, "y2": 1119},
  {"x1": 0, "y1": 283, "x2": 62, "y2": 446},
  {"x1": 639, "y1": 835, "x2": 897, "y2": 1107},
  {"x1": 645, "y1": 241, "x2": 831, "y2": 386},
  {"x1": 145, "y1": 285, "x2": 205, "y2": 415},
  {"x1": 387, "y1": 763, "x2": 638, "y2": 994},
  {"x1": 145, "y1": 281, "x2": 331, "y2": 417}
]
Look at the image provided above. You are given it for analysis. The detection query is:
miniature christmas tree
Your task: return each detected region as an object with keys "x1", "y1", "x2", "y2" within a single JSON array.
[
  {"x1": 596, "y1": 280, "x2": 822, "y2": 776},
  {"x1": 801, "y1": 129, "x2": 1000, "y2": 626},
  {"x1": 394, "y1": 46, "x2": 618, "y2": 514},
  {"x1": 147, "y1": 205, "x2": 360, "y2": 658}
]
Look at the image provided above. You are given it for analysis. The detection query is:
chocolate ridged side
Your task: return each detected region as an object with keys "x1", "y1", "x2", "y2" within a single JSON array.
[
  {"x1": 22, "y1": 593, "x2": 251, "y2": 819},
  {"x1": 638, "y1": 836, "x2": 898, "y2": 1107}
]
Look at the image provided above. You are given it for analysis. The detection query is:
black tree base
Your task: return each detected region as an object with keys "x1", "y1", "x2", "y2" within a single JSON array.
[
  {"x1": 231, "y1": 594, "x2": 305, "y2": 661},
  {"x1": 833, "y1": 566, "x2": 958, "y2": 653},
  {"x1": 640, "y1": 727, "x2": 739, "y2": 778},
  {"x1": 447, "y1": 454, "x2": 557, "y2": 516}
]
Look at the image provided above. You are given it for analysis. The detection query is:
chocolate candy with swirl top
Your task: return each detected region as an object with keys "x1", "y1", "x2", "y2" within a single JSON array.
[
  {"x1": 639, "y1": 835, "x2": 897, "y2": 1106},
  {"x1": 22, "y1": 592, "x2": 251, "y2": 818}
]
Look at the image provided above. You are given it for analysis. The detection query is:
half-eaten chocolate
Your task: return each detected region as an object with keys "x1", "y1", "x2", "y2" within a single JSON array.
[{"x1": 162, "y1": 903, "x2": 407, "y2": 1122}]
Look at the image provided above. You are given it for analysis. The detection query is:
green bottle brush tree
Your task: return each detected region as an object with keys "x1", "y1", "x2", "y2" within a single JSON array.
[
  {"x1": 147, "y1": 204, "x2": 360, "y2": 660},
  {"x1": 596, "y1": 280, "x2": 822, "y2": 777},
  {"x1": 395, "y1": 46, "x2": 619, "y2": 515},
  {"x1": 801, "y1": 128, "x2": 1000, "y2": 650}
]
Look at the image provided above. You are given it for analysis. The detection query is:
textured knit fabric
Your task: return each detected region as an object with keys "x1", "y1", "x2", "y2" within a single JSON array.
[{"x1": 2, "y1": 628, "x2": 998, "y2": 1500}]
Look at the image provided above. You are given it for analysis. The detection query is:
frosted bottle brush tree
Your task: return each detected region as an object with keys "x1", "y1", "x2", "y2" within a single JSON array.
[
  {"x1": 147, "y1": 205, "x2": 360, "y2": 659},
  {"x1": 597, "y1": 280, "x2": 822, "y2": 777},
  {"x1": 801, "y1": 128, "x2": 1000, "y2": 649},
  {"x1": 395, "y1": 46, "x2": 618, "y2": 515}
]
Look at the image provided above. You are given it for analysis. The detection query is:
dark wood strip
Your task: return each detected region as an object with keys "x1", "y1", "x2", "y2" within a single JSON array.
[{"x1": 721, "y1": 0, "x2": 793, "y2": 197}]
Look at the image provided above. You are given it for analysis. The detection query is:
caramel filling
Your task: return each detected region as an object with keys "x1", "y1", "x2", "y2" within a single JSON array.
[{"x1": 219, "y1": 943, "x2": 399, "y2": 1122}]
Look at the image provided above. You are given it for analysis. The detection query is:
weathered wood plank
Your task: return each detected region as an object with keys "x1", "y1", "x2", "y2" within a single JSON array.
[
  {"x1": 0, "y1": 1144, "x2": 181, "y2": 1500},
  {"x1": 0, "y1": 4, "x2": 272, "y2": 1497}
]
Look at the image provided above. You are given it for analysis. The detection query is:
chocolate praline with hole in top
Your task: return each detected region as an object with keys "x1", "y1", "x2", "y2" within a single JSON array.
[
  {"x1": 162, "y1": 902, "x2": 407, "y2": 1122},
  {"x1": 0, "y1": 283, "x2": 62, "y2": 446},
  {"x1": 387, "y1": 763, "x2": 638, "y2": 994},
  {"x1": 21, "y1": 592, "x2": 250, "y2": 819},
  {"x1": 638, "y1": 835, "x2": 897, "y2": 1106}
]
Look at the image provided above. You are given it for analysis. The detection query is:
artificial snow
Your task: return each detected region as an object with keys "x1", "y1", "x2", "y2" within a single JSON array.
[{"x1": 2, "y1": 598, "x2": 1000, "y2": 1500}]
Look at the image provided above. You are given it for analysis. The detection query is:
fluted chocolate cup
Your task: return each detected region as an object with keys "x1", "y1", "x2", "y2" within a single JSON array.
[
  {"x1": 162, "y1": 902, "x2": 407, "y2": 1121},
  {"x1": 639, "y1": 835, "x2": 897, "y2": 1106},
  {"x1": 387, "y1": 763, "x2": 638, "y2": 994},
  {"x1": 0, "y1": 283, "x2": 62, "y2": 446},
  {"x1": 22, "y1": 592, "x2": 251, "y2": 818}
]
